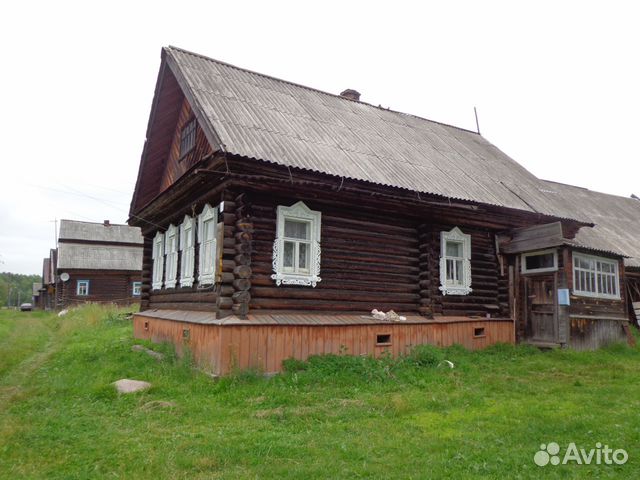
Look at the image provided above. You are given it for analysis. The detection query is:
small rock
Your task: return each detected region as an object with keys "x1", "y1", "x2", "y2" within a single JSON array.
[
  {"x1": 132, "y1": 344, "x2": 164, "y2": 361},
  {"x1": 114, "y1": 379, "x2": 152, "y2": 394}
]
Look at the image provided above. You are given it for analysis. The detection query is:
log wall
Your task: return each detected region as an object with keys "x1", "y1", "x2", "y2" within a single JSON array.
[
  {"x1": 58, "y1": 270, "x2": 141, "y2": 307},
  {"x1": 133, "y1": 315, "x2": 514, "y2": 376},
  {"x1": 418, "y1": 222, "x2": 502, "y2": 317},
  {"x1": 248, "y1": 192, "x2": 421, "y2": 314}
]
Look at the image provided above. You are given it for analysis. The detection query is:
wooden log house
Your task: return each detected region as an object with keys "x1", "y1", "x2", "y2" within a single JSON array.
[
  {"x1": 54, "y1": 220, "x2": 143, "y2": 307},
  {"x1": 129, "y1": 47, "x2": 639, "y2": 375}
]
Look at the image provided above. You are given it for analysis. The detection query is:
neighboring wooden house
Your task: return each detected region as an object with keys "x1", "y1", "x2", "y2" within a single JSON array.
[
  {"x1": 55, "y1": 220, "x2": 143, "y2": 307},
  {"x1": 38, "y1": 250, "x2": 57, "y2": 310},
  {"x1": 129, "y1": 47, "x2": 636, "y2": 374}
]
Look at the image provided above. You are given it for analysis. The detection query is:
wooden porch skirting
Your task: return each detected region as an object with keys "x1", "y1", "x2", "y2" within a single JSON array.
[{"x1": 133, "y1": 310, "x2": 515, "y2": 376}]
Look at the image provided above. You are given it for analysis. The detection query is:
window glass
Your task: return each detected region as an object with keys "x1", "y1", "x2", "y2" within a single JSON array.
[
  {"x1": 446, "y1": 241, "x2": 462, "y2": 258},
  {"x1": 284, "y1": 220, "x2": 309, "y2": 240},
  {"x1": 525, "y1": 253, "x2": 555, "y2": 271}
]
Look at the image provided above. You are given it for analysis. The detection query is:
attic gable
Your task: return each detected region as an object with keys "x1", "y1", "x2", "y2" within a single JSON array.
[{"x1": 130, "y1": 55, "x2": 214, "y2": 216}]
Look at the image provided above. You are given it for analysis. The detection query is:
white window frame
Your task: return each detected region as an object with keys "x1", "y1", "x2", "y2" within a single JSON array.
[
  {"x1": 272, "y1": 201, "x2": 321, "y2": 287},
  {"x1": 439, "y1": 227, "x2": 472, "y2": 296},
  {"x1": 179, "y1": 215, "x2": 196, "y2": 287},
  {"x1": 152, "y1": 231, "x2": 165, "y2": 290},
  {"x1": 132, "y1": 281, "x2": 142, "y2": 296},
  {"x1": 521, "y1": 249, "x2": 558, "y2": 274},
  {"x1": 572, "y1": 252, "x2": 620, "y2": 299},
  {"x1": 198, "y1": 204, "x2": 218, "y2": 286},
  {"x1": 77, "y1": 280, "x2": 90, "y2": 296},
  {"x1": 164, "y1": 224, "x2": 179, "y2": 289}
]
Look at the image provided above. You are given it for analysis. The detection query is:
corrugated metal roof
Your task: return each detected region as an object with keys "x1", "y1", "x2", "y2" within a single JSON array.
[
  {"x1": 163, "y1": 46, "x2": 574, "y2": 216},
  {"x1": 57, "y1": 243, "x2": 142, "y2": 271},
  {"x1": 59, "y1": 220, "x2": 142, "y2": 244},
  {"x1": 536, "y1": 181, "x2": 640, "y2": 267}
]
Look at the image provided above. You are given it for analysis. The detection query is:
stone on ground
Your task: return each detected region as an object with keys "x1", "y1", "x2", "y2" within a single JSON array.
[{"x1": 114, "y1": 379, "x2": 152, "y2": 394}]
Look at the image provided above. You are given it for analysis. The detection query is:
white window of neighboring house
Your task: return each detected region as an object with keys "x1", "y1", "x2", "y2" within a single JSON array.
[
  {"x1": 521, "y1": 249, "x2": 558, "y2": 274},
  {"x1": 439, "y1": 227, "x2": 472, "y2": 296},
  {"x1": 179, "y1": 215, "x2": 196, "y2": 287},
  {"x1": 272, "y1": 201, "x2": 321, "y2": 287},
  {"x1": 573, "y1": 253, "x2": 620, "y2": 299},
  {"x1": 132, "y1": 282, "x2": 142, "y2": 296},
  {"x1": 77, "y1": 280, "x2": 90, "y2": 296},
  {"x1": 198, "y1": 204, "x2": 218, "y2": 286},
  {"x1": 152, "y1": 231, "x2": 165, "y2": 290},
  {"x1": 164, "y1": 224, "x2": 179, "y2": 289}
]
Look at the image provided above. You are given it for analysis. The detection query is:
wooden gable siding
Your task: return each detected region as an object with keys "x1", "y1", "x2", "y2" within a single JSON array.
[
  {"x1": 57, "y1": 270, "x2": 141, "y2": 307},
  {"x1": 132, "y1": 66, "x2": 185, "y2": 213},
  {"x1": 248, "y1": 192, "x2": 421, "y2": 314},
  {"x1": 160, "y1": 98, "x2": 213, "y2": 192}
]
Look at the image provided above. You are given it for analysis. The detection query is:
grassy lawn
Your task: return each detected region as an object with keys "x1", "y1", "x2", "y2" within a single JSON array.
[{"x1": 1, "y1": 306, "x2": 639, "y2": 479}]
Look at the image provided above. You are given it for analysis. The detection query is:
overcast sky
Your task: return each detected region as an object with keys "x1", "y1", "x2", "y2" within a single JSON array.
[{"x1": 1, "y1": 1, "x2": 638, "y2": 275}]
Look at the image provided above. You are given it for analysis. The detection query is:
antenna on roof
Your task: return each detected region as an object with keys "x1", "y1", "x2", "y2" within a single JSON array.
[{"x1": 474, "y1": 107, "x2": 481, "y2": 135}]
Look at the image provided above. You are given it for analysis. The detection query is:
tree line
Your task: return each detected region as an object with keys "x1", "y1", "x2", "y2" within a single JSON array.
[{"x1": 0, "y1": 272, "x2": 41, "y2": 308}]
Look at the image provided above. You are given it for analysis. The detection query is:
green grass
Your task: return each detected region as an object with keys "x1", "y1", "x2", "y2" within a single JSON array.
[{"x1": 1, "y1": 306, "x2": 639, "y2": 479}]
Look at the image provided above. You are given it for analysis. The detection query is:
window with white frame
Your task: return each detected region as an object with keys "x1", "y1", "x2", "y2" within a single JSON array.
[
  {"x1": 198, "y1": 204, "x2": 218, "y2": 285},
  {"x1": 439, "y1": 227, "x2": 472, "y2": 295},
  {"x1": 271, "y1": 201, "x2": 321, "y2": 287},
  {"x1": 573, "y1": 253, "x2": 619, "y2": 299},
  {"x1": 164, "y1": 224, "x2": 179, "y2": 289},
  {"x1": 132, "y1": 281, "x2": 142, "y2": 296},
  {"x1": 152, "y1": 231, "x2": 165, "y2": 290},
  {"x1": 179, "y1": 215, "x2": 196, "y2": 287},
  {"x1": 76, "y1": 280, "x2": 90, "y2": 296},
  {"x1": 521, "y1": 249, "x2": 558, "y2": 274}
]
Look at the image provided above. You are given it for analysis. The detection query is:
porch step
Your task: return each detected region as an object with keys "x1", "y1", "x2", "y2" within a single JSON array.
[{"x1": 525, "y1": 340, "x2": 562, "y2": 350}]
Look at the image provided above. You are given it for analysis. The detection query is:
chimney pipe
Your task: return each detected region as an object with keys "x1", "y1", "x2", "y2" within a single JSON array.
[
  {"x1": 103, "y1": 220, "x2": 111, "y2": 227},
  {"x1": 340, "y1": 89, "x2": 361, "y2": 101}
]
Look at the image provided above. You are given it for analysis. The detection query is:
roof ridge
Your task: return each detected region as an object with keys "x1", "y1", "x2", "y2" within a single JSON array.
[
  {"x1": 59, "y1": 219, "x2": 137, "y2": 228},
  {"x1": 165, "y1": 45, "x2": 480, "y2": 136},
  {"x1": 542, "y1": 179, "x2": 637, "y2": 201}
]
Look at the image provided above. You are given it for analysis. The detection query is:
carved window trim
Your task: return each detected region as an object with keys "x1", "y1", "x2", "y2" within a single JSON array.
[
  {"x1": 164, "y1": 224, "x2": 179, "y2": 289},
  {"x1": 272, "y1": 201, "x2": 321, "y2": 287},
  {"x1": 198, "y1": 204, "x2": 218, "y2": 286},
  {"x1": 151, "y1": 231, "x2": 165, "y2": 291},
  {"x1": 439, "y1": 227, "x2": 472, "y2": 296},
  {"x1": 179, "y1": 215, "x2": 196, "y2": 287}
]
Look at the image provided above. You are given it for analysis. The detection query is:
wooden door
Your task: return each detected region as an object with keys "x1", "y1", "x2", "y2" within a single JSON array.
[{"x1": 524, "y1": 275, "x2": 558, "y2": 344}]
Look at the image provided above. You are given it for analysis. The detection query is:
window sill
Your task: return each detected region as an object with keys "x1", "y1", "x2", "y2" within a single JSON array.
[{"x1": 572, "y1": 291, "x2": 621, "y2": 301}]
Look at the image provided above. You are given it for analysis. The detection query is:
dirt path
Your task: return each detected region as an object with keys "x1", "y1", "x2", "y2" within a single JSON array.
[{"x1": 0, "y1": 311, "x2": 59, "y2": 406}]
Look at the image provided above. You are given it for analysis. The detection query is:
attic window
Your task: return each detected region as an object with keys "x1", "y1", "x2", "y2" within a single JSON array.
[{"x1": 179, "y1": 119, "x2": 196, "y2": 157}]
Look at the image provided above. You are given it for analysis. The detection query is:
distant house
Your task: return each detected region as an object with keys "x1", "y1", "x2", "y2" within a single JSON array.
[
  {"x1": 32, "y1": 282, "x2": 42, "y2": 307},
  {"x1": 38, "y1": 249, "x2": 57, "y2": 310},
  {"x1": 128, "y1": 47, "x2": 638, "y2": 374},
  {"x1": 54, "y1": 220, "x2": 143, "y2": 307}
]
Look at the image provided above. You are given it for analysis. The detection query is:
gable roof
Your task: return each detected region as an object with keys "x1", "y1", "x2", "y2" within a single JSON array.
[
  {"x1": 59, "y1": 220, "x2": 143, "y2": 244},
  {"x1": 57, "y1": 220, "x2": 143, "y2": 271},
  {"x1": 132, "y1": 46, "x2": 585, "y2": 219},
  {"x1": 536, "y1": 181, "x2": 640, "y2": 267},
  {"x1": 57, "y1": 244, "x2": 142, "y2": 271}
]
